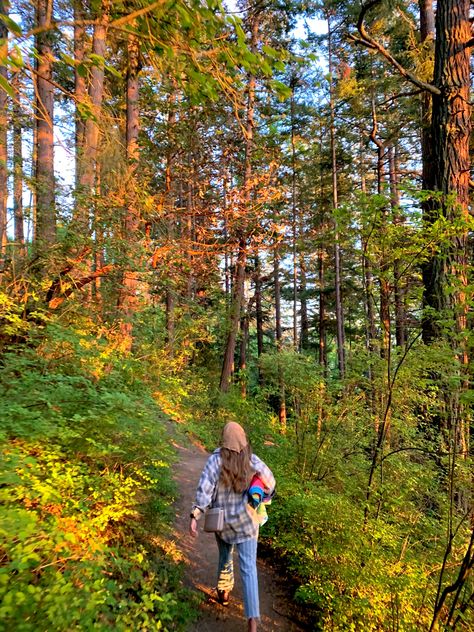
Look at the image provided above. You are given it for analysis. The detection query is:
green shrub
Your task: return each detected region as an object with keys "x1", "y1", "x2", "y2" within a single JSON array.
[{"x1": 0, "y1": 323, "x2": 196, "y2": 631}]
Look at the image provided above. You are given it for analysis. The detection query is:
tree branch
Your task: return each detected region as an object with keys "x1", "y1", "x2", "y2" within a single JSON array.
[
  {"x1": 45, "y1": 247, "x2": 92, "y2": 303},
  {"x1": 110, "y1": 1, "x2": 168, "y2": 28},
  {"x1": 430, "y1": 527, "x2": 474, "y2": 631},
  {"x1": 379, "y1": 89, "x2": 423, "y2": 106},
  {"x1": 48, "y1": 264, "x2": 114, "y2": 309},
  {"x1": 353, "y1": 0, "x2": 440, "y2": 96}
]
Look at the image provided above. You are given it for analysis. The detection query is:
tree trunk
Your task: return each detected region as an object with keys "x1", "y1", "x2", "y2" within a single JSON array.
[
  {"x1": 76, "y1": 0, "x2": 109, "y2": 232},
  {"x1": 164, "y1": 92, "x2": 177, "y2": 352},
  {"x1": 290, "y1": 85, "x2": 298, "y2": 350},
  {"x1": 421, "y1": 0, "x2": 471, "y2": 344},
  {"x1": 274, "y1": 249, "x2": 282, "y2": 346},
  {"x1": 328, "y1": 16, "x2": 345, "y2": 377},
  {"x1": 185, "y1": 158, "x2": 195, "y2": 300},
  {"x1": 219, "y1": 8, "x2": 259, "y2": 392},
  {"x1": 35, "y1": 0, "x2": 55, "y2": 250},
  {"x1": 165, "y1": 290, "x2": 175, "y2": 351},
  {"x1": 425, "y1": 0, "x2": 471, "y2": 501},
  {"x1": 299, "y1": 251, "x2": 309, "y2": 350},
  {"x1": 359, "y1": 130, "x2": 377, "y2": 356},
  {"x1": 389, "y1": 145, "x2": 407, "y2": 347},
  {"x1": 369, "y1": 94, "x2": 390, "y2": 360},
  {"x1": 0, "y1": 0, "x2": 8, "y2": 260},
  {"x1": 317, "y1": 121, "x2": 327, "y2": 372},
  {"x1": 274, "y1": 246, "x2": 287, "y2": 432},
  {"x1": 239, "y1": 311, "x2": 249, "y2": 398},
  {"x1": 362, "y1": 238, "x2": 377, "y2": 354},
  {"x1": 255, "y1": 254, "x2": 264, "y2": 357},
  {"x1": 418, "y1": 0, "x2": 434, "y2": 207},
  {"x1": 223, "y1": 171, "x2": 230, "y2": 300},
  {"x1": 419, "y1": 0, "x2": 435, "y2": 37},
  {"x1": 117, "y1": 31, "x2": 140, "y2": 350},
  {"x1": 74, "y1": 0, "x2": 86, "y2": 189},
  {"x1": 13, "y1": 74, "x2": 25, "y2": 257},
  {"x1": 318, "y1": 250, "x2": 327, "y2": 370},
  {"x1": 220, "y1": 236, "x2": 247, "y2": 391}
]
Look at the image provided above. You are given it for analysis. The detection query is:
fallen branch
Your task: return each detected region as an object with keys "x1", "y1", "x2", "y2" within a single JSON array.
[
  {"x1": 48, "y1": 264, "x2": 114, "y2": 309},
  {"x1": 45, "y1": 246, "x2": 92, "y2": 304}
]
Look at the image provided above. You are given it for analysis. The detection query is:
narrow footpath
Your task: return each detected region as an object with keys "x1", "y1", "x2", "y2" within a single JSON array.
[{"x1": 171, "y1": 438, "x2": 308, "y2": 632}]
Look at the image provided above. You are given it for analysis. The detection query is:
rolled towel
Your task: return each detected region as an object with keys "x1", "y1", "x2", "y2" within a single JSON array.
[{"x1": 248, "y1": 474, "x2": 265, "y2": 508}]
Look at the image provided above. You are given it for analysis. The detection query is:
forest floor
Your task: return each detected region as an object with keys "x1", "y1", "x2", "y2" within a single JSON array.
[{"x1": 171, "y1": 434, "x2": 309, "y2": 632}]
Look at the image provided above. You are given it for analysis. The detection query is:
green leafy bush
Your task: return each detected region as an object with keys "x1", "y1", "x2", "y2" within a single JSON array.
[
  {"x1": 179, "y1": 346, "x2": 472, "y2": 631},
  {"x1": 0, "y1": 323, "x2": 196, "y2": 631}
]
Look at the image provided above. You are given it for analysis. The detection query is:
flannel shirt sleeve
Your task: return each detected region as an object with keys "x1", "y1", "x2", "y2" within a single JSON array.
[
  {"x1": 191, "y1": 450, "x2": 220, "y2": 520},
  {"x1": 251, "y1": 454, "x2": 276, "y2": 495}
]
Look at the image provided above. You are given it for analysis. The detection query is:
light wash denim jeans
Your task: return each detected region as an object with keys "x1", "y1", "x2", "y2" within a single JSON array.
[{"x1": 215, "y1": 534, "x2": 259, "y2": 619}]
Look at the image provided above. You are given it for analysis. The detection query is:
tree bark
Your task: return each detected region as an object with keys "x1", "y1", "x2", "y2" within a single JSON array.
[
  {"x1": 274, "y1": 246, "x2": 287, "y2": 432},
  {"x1": 328, "y1": 15, "x2": 345, "y2": 377},
  {"x1": 421, "y1": 0, "x2": 471, "y2": 345},
  {"x1": 317, "y1": 120, "x2": 328, "y2": 372},
  {"x1": 318, "y1": 249, "x2": 327, "y2": 370},
  {"x1": 362, "y1": 246, "x2": 377, "y2": 352},
  {"x1": 255, "y1": 254, "x2": 264, "y2": 357},
  {"x1": 427, "y1": 0, "x2": 471, "y2": 488},
  {"x1": 223, "y1": 170, "x2": 230, "y2": 300},
  {"x1": 0, "y1": 0, "x2": 8, "y2": 260},
  {"x1": 219, "y1": 7, "x2": 259, "y2": 392},
  {"x1": 76, "y1": 0, "x2": 109, "y2": 232},
  {"x1": 220, "y1": 236, "x2": 247, "y2": 391},
  {"x1": 418, "y1": 0, "x2": 435, "y2": 343},
  {"x1": 164, "y1": 91, "x2": 177, "y2": 352},
  {"x1": 418, "y1": 0, "x2": 435, "y2": 148},
  {"x1": 359, "y1": 129, "x2": 377, "y2": 356},
  {"x1": 35, "y1": 0, "x2": 56, "y2": 249},
  {"x1": 274, "y1": 248, "x2": 282, "y2": 347},
  {"x1": 419, "y1": 0, "x2": 471, "y2": 465},
  {"x1": 239, "y1": 311, "x2": 249, "y2": 398},
  {"x1": 289, "y1": 77, "x2": 309, "y2": 351},
  {"x1": 185, "y1": 156, "x2": 195, "y2": 300},
  {"x1": 74, "y1": 0, "x2": 86, "y2": 189},
  {"x1": 12, "y1": 74, "x2": 25, "y2": 257},
  {"x1": 389, "y1": 145, "x2": 406, "y2": 347},
  {"x1": 369, "y1": 95, "x2": 390, "y2": 360},
  {"x1": 290, "y1": 84, "x2": 298, "y2": 350},
  {"x1": 419, "y1": 0, "x2": 435, "y2": 38},
  {"x1": 117, "y1": 30, "x2": 140, "y2": 350},
  {"x1": 299, "y1": 250, "x2": 309, "y2": 350}
]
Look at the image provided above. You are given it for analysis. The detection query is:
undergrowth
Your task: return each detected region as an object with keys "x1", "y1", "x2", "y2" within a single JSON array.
[
  {"x1": 151, "y1": 347, "x2": 473, "y2": 631},
  {"x1": 2, "y1": 296, "x2": 471, "y2": 631},
  {"x1": 0, "y1": 318, "x2": 197, "y2": 631}
]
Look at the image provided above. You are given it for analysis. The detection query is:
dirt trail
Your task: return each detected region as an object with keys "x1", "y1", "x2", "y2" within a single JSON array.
[{"x1": 171, "y1": 439, "x2": 308, "y2": 632}]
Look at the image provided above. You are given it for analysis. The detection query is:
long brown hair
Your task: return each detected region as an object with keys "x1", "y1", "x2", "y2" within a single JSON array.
[{"x1": 220, "y1": 445, "x2": 253, "y2": 493}]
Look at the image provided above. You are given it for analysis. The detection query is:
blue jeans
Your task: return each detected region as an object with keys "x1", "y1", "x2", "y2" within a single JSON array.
[{"x1": 215, "y1": 534, "x2": 259, "y2": 619}]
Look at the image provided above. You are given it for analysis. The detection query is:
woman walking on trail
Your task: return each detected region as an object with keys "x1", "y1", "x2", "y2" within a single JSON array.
[{"x1": 189, "y1": 421, "x2": 275, "y2": 632}]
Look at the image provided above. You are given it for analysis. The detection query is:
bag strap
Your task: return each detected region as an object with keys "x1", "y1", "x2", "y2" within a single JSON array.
[
  {"x1": 210, "y1": 472, "x2": 220, "y2": 507},
  {"x1": 211, "y1": 471, "x2": 232, "y2": 508}
]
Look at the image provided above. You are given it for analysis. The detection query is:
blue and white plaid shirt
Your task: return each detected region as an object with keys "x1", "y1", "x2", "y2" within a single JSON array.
[{"x1": 191, "y1": 448, "x2": 275, "y2": 544}]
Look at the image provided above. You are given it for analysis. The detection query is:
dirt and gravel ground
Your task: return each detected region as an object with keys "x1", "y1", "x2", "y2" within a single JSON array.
[{"x1": 171, "y1": 438, "x2": 308, "y2": 632}]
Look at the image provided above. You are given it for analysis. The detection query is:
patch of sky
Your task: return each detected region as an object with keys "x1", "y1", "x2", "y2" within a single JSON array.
[
  {"x1": 5, "y1": 11, "x2": 75, "y2": 236},
  {"x1": 6, "y1": 2, "x2": 328, "y2": 238}
]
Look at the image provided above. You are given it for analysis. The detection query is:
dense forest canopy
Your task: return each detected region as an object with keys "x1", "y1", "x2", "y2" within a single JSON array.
[{"x1": 0, "y1": 0, "x2": 472, "y2": 630}]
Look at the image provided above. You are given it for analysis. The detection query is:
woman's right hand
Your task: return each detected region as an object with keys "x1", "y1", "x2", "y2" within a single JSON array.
[{"x1": 189, "y1": 517, "x2": 198, "y2": 538}]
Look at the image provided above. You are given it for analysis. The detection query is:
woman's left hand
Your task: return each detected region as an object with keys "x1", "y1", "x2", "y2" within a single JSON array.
[{"x1": 189, "y1": 517, "x2": 198, "y2": 538}]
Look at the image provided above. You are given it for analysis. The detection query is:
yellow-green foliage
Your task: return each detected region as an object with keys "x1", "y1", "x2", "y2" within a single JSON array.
[
  {"x1": 174, "y1": 346, "x2": 473, "y2": 631},
  {"x1": 0, "y1": 322, "x2": 196, "y2": 631}
]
